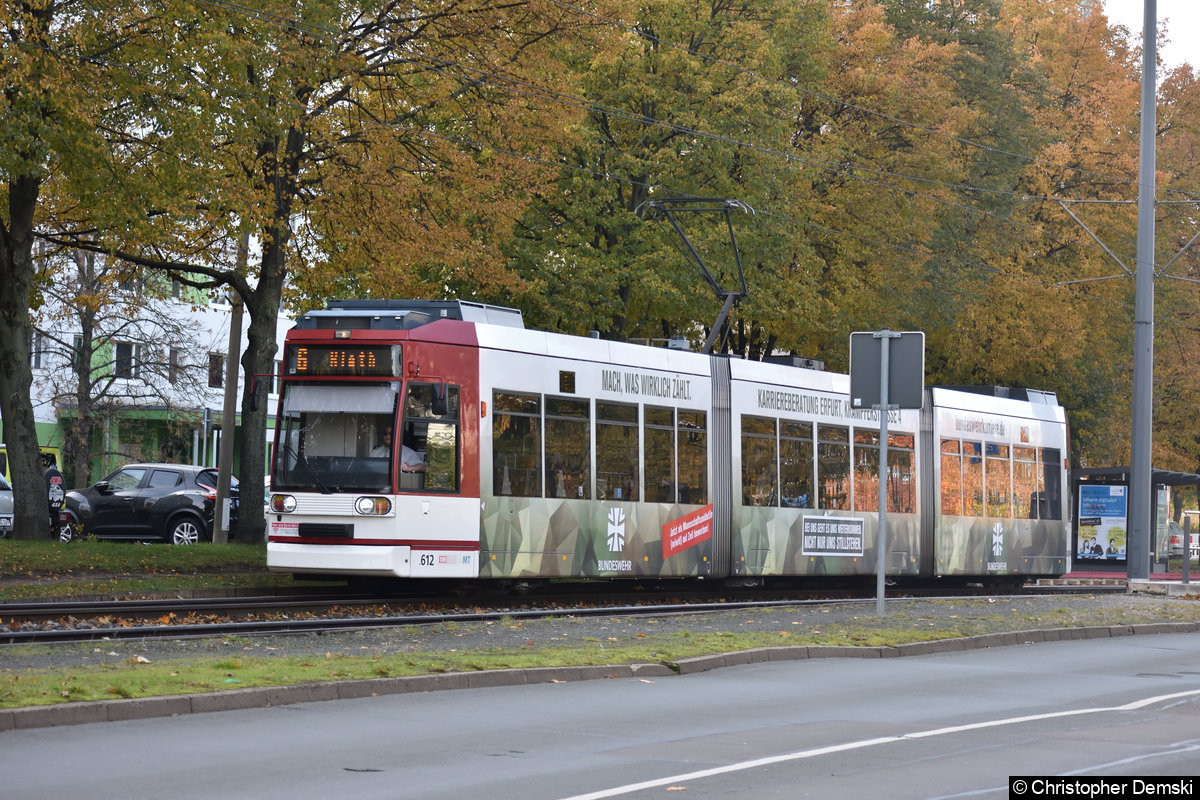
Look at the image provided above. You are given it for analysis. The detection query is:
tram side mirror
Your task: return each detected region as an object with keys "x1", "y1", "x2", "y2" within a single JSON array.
[{"x1": 432, "y1": 383, "x2": 448, "y2": 417}]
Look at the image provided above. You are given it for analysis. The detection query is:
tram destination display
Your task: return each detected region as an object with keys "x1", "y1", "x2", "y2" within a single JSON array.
[{"x1": 286, "y1": 344, "x2": 400, "y2": 377}]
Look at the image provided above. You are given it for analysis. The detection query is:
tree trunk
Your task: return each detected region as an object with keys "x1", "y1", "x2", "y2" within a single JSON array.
[
  {"x1": 68, "y1": 266, "x2": 97, "y2": 487},
  {"x1": 234, "y1": 126, "x2": 301, "y2": 543},
  {"x1": 0, "y1": 175, "x2": 51, "y2": 539},
  {"x1": 236, "y1": 260, "x2": 286, "y2": 544}
]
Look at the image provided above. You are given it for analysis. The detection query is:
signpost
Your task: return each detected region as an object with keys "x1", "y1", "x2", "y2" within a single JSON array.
[{"x1": 850, "y1": 330, "x2": 924, "y2": 616}]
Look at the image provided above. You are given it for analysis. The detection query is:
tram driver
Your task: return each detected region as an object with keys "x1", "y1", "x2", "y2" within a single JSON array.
[
  {"x1": 372, "y1": 430, "x2": 425, "y2": 473},
  {"x1": 400, "y1": 437, "x2": 425, "y2": 473}
]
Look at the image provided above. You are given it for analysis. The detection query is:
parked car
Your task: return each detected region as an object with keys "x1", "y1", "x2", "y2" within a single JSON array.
[
  {"x1": 0, "y1": 472, "x2": 12, "y2": 538},
  {"x1": 59, "y1": 463, "x2": 239, "y2": 545},
  {"x1": 1167, "y1": 521, "x2": 1186, "y2": 557}
]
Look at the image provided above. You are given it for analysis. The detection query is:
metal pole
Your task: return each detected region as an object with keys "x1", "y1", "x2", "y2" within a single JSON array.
[
  {"x1": 214, "y1": 290, "x2": 243, "y2": 544},
  {"x1": 214, "y1": 232, "x2": 249, "y2": 544},
  {"x1": 1183, "y1": 514, "x2": 1191, "y2": 584},
  {"x1": 876, "y1": 332, "x2": 894, "y2": 617},
  {"x1": 1128, "y1": 0, "x2": 1157, "y2": 581}
]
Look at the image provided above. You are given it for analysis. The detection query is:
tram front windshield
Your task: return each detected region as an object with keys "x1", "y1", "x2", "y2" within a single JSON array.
[{"x1": 273, "y1": 383, "x2": 398, "y2": 493}]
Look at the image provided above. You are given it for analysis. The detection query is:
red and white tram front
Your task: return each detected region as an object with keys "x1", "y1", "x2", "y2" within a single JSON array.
[{"x1": 266, "y1": 314, "x2": 481, "y2": 579}]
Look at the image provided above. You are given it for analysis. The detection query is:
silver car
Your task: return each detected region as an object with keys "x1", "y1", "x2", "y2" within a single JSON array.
[{"x1": 0, "y1": 472, "x2": 13, "y2": 537}]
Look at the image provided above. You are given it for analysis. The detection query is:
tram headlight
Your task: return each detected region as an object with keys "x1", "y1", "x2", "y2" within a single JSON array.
[
  {"x1": 355, "y1": 496, "x2": 392, "y2": 515},
  {"x1": 271, "y1": 494, "x2": 297, "y2": 513}
]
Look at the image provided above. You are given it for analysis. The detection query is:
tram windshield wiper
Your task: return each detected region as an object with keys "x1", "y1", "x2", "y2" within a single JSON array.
[{"x1": 283, "y1": 444, "x2": 331, "y2": 494}]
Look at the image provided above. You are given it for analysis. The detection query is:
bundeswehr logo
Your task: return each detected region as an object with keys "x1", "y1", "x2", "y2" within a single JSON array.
[
  {"x1": 607, "y1": 507, "x2": 626, "y2": 552},
  {"x1": 987, "y1": 522, "x2": 1008, "y2": 572}
]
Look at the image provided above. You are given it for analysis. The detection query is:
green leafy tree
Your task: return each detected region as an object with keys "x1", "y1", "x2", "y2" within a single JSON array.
[
  {"x1": 41, "y1": 1, "x2": 582, "y2": 543},
  {"x1": 0, "y1": 1, "x2": 134, "y2": 538},
  {"x1": 499, "y1": 1, "x2": 829, "y2": 347}
]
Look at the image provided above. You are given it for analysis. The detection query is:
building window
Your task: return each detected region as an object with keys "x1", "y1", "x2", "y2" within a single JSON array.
[
  {"x1": 169, "y1": 349, "x2": 182, "y2": 385},
  {"x1": 72, "y1": 335, "x2": 84, "y2": 372},
  {"x1": 29, "y1": 331, "x2": 45, "y2": 369},
  {"x1": 115, "y1": 342, "x2": 138, "y2": 378},
  {"x1": 208, "y1": 353, "x2": 224, "y2": 388}
]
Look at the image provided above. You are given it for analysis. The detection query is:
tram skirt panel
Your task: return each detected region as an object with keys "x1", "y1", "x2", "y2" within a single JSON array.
[{"x1": 478, "y1": 497, "x2": 717, "y2": 579}]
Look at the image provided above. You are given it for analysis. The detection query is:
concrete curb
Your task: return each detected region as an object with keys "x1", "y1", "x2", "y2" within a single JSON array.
[{"x1": 5, "y1": 621, "x2": 1199, "y2": 732}]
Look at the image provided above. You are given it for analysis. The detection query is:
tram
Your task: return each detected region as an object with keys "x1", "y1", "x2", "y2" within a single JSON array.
[{"x1": 266, "y1": 299, "x2": 1070, "y2": 584}]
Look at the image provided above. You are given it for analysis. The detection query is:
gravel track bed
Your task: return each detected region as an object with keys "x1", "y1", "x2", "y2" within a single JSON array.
[{"x1": 3, "y1": 593, "x2": 1198, "y2": 673}]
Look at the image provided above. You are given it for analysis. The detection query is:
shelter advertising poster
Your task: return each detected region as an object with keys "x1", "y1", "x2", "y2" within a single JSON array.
[{"x1": 1076, "y1": 485, "x2": 1126, "y2": 561}]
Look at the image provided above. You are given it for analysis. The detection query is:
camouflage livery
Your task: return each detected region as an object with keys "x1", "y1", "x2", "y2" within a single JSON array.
[
  {"x1": 731, "y1": 507, "x2": 921, "y2": 576},
  {"x1": 930, "y1": 390, "x2": 1070, "y2": 577},
  {"x1": 478, "y1": 497, "x2": 714, "y2": 578},
  {"x1": 934, "y1": 516, "x2": 1067, "y2": 576}
]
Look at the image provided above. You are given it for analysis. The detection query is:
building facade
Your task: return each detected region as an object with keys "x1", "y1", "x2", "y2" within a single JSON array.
[{"x1": 1, "y1": 263, "x2": 290, "y2": 488}]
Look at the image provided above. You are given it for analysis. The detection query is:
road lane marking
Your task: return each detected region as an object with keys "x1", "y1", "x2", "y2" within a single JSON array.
[
  {"x1": 557, "y1": 689, "x2": 1200, "y2": 800},
  {"x1": 929, "y1": 739, "x2": 1200, "y2": 798}
]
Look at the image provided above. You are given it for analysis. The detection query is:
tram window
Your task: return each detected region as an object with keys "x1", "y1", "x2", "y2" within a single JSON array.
[
  {"x1": 985, "y1": 443, "x2": 1012, "y2": 518},
  {"x1": 1039, "y1": 447, "x2": 1062, "y2": 520},
  {"x1": 677, "y1": 410, "x2": 707, "y2": 505},
  {"x1": 780, "y1": 421, "x2": 813, "y2": 508},
  {"x1": 493, "y1": 391, "x2": 541, "y2": 497},
  {"x1": 597, "y1": 401, "x2": 638, "y2": 501},
  {"x1": 853, "y1": 429, "x2": 880, "y2": 512},
  {"x1": 887, "y1": 432, "x2": 915, "y2": 513},
  {"x1": 404, "y1": 383, "x2": 460, "y2": 492},
  {"x1": 423, "y1": 421, "x2": 458, "y2": 491},
  {"x1": 1013, "y1": 446, "x2": 1039, "y2": 519},
  {"x1": 817, "y1": 425, "x2": 850, "y2": 511},
  {"x1": 741, "y1": 416, "x2": 777, "y2": 507},
  {"x1": 940, "y1": 439, "x2": 962, "y2": 516},
  {"x1": 963, "y1": 441, "x2": 984, "y2": 516},
  {"x1": 546, "y1": 397, "x2": 590, "y2": 499},
  {"x1": 274, "y1": 384, "x2": 399, "y2": 493},
  {"x1": 405, "y1": 383, "x2": 459, "y2": 420},
  {"x1": 644, "y1": 406, "x2": 675, "y2": 503}
]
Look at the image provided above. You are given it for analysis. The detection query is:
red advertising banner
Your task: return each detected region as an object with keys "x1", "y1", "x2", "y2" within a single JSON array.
[{"x1": 662, "y1": 504, "x2": 714, "y2": 560}]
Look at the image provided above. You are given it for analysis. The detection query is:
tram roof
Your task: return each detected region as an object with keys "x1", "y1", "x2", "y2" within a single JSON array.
[{"x1": 298, "y1": 299, "x2": 525, "y2": 331}]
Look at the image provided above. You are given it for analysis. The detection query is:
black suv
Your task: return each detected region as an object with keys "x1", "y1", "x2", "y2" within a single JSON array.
[{"x1": 60, "y1": 463, "x2": 239, "y2": 545}]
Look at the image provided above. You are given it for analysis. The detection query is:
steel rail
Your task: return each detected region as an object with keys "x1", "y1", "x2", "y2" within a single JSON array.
[{"x1": 0, "y1": 587, "x2": 1122, "y2": 646}]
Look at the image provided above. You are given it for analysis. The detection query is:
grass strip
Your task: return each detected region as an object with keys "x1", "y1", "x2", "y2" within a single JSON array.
[
  {"x1": 1, "y1": 540, "x2": 268, "y2": 574},
  {"x1": 0, "y1": 626, "x2": 962, "y2": 709},
  {"x1": 0, "y1": 540, "x2": 329, "y2": 599},
  {"x1": 5, "y1": 599, "x2": 1200, "y2": 710}
]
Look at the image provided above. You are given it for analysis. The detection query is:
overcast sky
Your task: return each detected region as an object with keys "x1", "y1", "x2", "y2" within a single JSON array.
[{"x1": 1103, "y1": 0, "x2": 1197, "y2": 70}]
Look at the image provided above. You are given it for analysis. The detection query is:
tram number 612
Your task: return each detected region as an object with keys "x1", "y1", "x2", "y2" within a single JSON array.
[{"x1": 419, "y1": 554, "x2": 436, "y2": 567}]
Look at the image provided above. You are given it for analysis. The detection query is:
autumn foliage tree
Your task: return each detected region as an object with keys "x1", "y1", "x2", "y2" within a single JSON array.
[
  {"x1": 0, "y1": 1, "x2": 140, "y2": 538},
  {"x1": 6, "y1": 0, "x2": 1200, "y2": 500},
  {"x1": 40, "y1": 1, "x2": 585, "y2": 542}
]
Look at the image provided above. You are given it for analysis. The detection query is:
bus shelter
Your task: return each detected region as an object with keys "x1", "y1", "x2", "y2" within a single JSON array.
[{"x1": 1071, "y1": 467, "x2": 1200, "y2": 575}]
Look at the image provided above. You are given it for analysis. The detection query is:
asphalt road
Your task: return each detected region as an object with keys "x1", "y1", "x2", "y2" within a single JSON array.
[{"x1": 2, "y1": 631, "x2": 1198, "y2": 799}]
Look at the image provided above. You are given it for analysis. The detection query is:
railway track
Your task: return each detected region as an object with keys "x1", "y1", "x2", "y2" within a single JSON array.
[{"x1": 1, "y1": 582, "x2": 1124, "y2": 645}]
